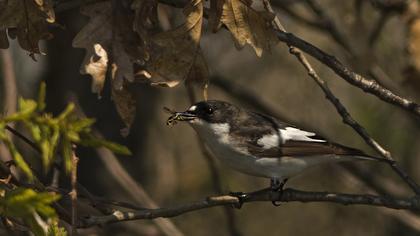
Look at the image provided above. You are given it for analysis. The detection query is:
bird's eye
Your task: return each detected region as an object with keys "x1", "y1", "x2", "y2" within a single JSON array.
[{"x1": 207, "y1": 107, "x2": 214, "y2": 114}]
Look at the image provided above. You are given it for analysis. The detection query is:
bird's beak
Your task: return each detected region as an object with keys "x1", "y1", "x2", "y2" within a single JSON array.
[{"x1": 166, "y1": 111, "x2": 197, "y2": 125}]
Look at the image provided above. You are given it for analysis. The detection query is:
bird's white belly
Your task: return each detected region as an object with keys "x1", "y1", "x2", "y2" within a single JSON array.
[{"x1": 192, "y1": 122, "x2": 337, "y2": 179}]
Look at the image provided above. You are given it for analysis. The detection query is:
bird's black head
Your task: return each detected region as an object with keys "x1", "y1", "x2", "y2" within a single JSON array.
[{"x1": 167, "y1": 100, "x2": 239, "y2": 124}]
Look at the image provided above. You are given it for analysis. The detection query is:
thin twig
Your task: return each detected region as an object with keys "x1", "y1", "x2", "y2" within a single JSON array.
[
  {"x1": 70, "y1": 146, "x2": 79, "y2": 236},
  {"x1": 79, "y1": 188, "x2": 420, "y2": 227},
  {"x1": 271, "y1": 1, "x2": 415, "y2": 114},
  {"x1": 274, "y1": 30, "x2": 420, "y2": 117},
  {"x1": 274, "y1": 0, "x2": 403, "y2": 92}
]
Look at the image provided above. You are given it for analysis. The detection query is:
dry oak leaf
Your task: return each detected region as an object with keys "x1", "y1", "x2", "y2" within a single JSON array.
[
  {"x1": 72, "y1": 1, "x2": 148, "y2": 95},
  {"x1": 84, "y1": 43, "x2": 108, "y2": 95},
  {"x1": 73, "y1": 1, "x2": 147, "y2": 133},
  {"x1": 0, "y1": 0, "x2": 55, "y2": 55},
  {"x1": 145, "y1": 0, "x2": 209, "y2": 88},
  {"x1": 111, "y1": 81, "x2": 137, "y2": 137},
  {"x1": 219, "y1": 0, "x2": 277, "y2": 57}
]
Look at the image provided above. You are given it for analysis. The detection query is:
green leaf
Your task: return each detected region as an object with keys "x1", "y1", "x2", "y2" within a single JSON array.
[
  {"x1": 49, "y1": 126, "x2": 60, "y2": 166},
  {"x1": 4, "y1": 98, "x2": 37, "y2": 122},
  {"x1": 57, "y1": 103, "x2": 75, "y2": 121},
  {"x1": 0, "y1": 122, "x2": 6, "y2": 140},
  {"x1": 62, "y1": 137, "x2": 73, "y2": 173},
  {"x1": 1, "y1": 188, "x2": 61, "y2": 236},
  {"x1": 37, "y1": 82, "x2": 46, "y2": 111},
  {"x1": 48, "y1": 222, "x2": 68, "y2": 236},
  {"x1": 66, "y1": 130, "x2": 80, "y2": 142},
  {"x1": 28, "y1": 122, "x2": 42, "y2": 142},
  {"x1": 40, "y1": 140, "x2": 51, "y2": 170},
  {"x1": 3, "y1": 139, "x2": 33, "y2": 180},
  {"x1": 70, "y1": 118, "x2": 95, "y2": 132},
  {"x1": 2, "y1": 188, "x2": 60, "y2": 218},
  {"x1": 81, "y1": 135, "x2": 132, "y2": 155}
]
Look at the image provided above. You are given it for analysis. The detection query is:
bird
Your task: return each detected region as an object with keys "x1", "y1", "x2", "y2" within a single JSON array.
[{"x1": 166, "y1": 100, "x2": 386, "y2": 203}]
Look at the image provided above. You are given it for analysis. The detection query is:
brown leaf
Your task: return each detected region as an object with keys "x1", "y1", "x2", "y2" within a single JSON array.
[
  {"x1": 144, "y1": 0, "x2": 208, "y2": 88},
  {"x1": 219, "y1": 0, "x2": 277, "y2": 57},
  {"x1": 73, "y1": 1, "x2": 149, "y2": 132},
  {"x1": 84, "y1": 44, "x2": 109, "y2": 97},
  {"x1": 111, "y1": 82, "x2": 137, "y2": 137},
  {"x1": 73, "y1": 1, "x2": 148, "y2": 92},
  {"x1": 0, "y1": 0, "x2": 54, "y2": 55}
]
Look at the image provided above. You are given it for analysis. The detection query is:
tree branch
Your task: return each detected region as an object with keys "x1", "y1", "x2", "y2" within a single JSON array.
[
  {"x1": 79, "y1": 188, "x2": 420, "y2": 227},
  {"x1": 274, "y1": 29, "x2": 420, "y2": 117}
]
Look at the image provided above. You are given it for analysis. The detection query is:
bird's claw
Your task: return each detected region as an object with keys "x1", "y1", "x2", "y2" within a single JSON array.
[
  {"x1": 229, "y1": 191, "x2": 247, "y2": 209},
  {"x1": 269, "y1": 178, "x2": 288, "y2": 207}
]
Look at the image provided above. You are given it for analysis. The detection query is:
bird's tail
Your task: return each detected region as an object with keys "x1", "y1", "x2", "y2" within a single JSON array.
[{"x1": 334, "y1": 142, "x2": 393, "y2": 164}]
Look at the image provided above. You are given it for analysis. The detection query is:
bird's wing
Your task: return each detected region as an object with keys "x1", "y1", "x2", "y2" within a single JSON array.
[{"x1": 238, "y1": 112, "x2": 374, "y2": 160}]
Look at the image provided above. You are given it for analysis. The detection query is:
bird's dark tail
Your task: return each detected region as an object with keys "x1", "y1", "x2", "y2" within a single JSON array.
[{"x1": 335, "y1": 143, "x2": 393, "y2": 164}]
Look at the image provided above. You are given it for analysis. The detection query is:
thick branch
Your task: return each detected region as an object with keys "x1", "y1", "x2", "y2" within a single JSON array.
[{"x1": 79, "y1": 188, "x2": 420, "y2": 227}]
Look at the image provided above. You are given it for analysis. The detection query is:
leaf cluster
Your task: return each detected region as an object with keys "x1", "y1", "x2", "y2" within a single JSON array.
[
  {"x1": 0, "y1": 187, "x2": 64, "y2": 236},
  {"x1": 0, "y1": 82, "x2": 131, "y2": 179},
  {"x1": 0, "y1": 83, "x2": 132, "y2": 235},
  {"x1": 1, "y1": 0, "x2": 279, "y2": 135}
]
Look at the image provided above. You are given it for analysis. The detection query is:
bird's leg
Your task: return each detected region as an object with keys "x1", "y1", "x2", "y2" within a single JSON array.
[
  {"x1": 229, "y1": 191, "x2": 248, "y2": 209},
  {"x1": 270, "y1": 178, "x2": 288, "y2": 206}
]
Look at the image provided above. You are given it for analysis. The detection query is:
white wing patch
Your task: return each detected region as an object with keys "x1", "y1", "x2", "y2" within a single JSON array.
[
  {"x1": 257, "y1": 134, "x2": 279, "y2": 149},
  {"x1": 279, "y1": 127, "x2": 326, "y2": 143}
]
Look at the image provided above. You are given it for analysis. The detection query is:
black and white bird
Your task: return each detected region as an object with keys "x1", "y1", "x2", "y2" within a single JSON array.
[{"x1": 167, "y1": 100, "x2": 385, "y2": 193}]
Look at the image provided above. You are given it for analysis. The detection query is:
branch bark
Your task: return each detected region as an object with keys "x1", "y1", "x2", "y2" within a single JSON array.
[{"x1": 79, "y1": 188, "x2": 420, "y2": 228}]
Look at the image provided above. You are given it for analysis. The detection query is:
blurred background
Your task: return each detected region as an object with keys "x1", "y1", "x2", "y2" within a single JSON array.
[{"x1": 1, "y1": 0, "x2": 420, "y2": 235}]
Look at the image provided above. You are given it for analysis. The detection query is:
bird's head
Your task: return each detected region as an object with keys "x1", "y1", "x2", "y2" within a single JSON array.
[{"x1": 167, "y1": 100, "x2": 239, "y2": 126}]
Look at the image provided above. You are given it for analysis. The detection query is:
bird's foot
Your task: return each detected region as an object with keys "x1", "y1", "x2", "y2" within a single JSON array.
[
  {"x1": 229, "y1": 191, "x2": 248, "y2": 209},
  {"x1": 270, "y1": 178, "x2": 288, "y2": 206}
]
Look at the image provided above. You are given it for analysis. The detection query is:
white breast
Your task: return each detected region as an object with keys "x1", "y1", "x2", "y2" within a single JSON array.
[
  {"x1": 190, "y1": 121, "x2": 341, "y2": 179},
  {"x1": 191, "y1": 121, "x2": 262, "y2": 176}
]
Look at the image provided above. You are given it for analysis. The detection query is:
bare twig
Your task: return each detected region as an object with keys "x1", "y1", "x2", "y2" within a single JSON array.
[
  {"x1": 70, "y1": 146, "x2": 79, "y2": 236},
  {"x1": 274, "y1": 0, "x2": 403, "y2": 92},
  {"x1": 274, "y1": 29, "x2": 420, "y2": 117},
  {"x1": 79, "y1": 188, "x2": 420, "y2": 227}
]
